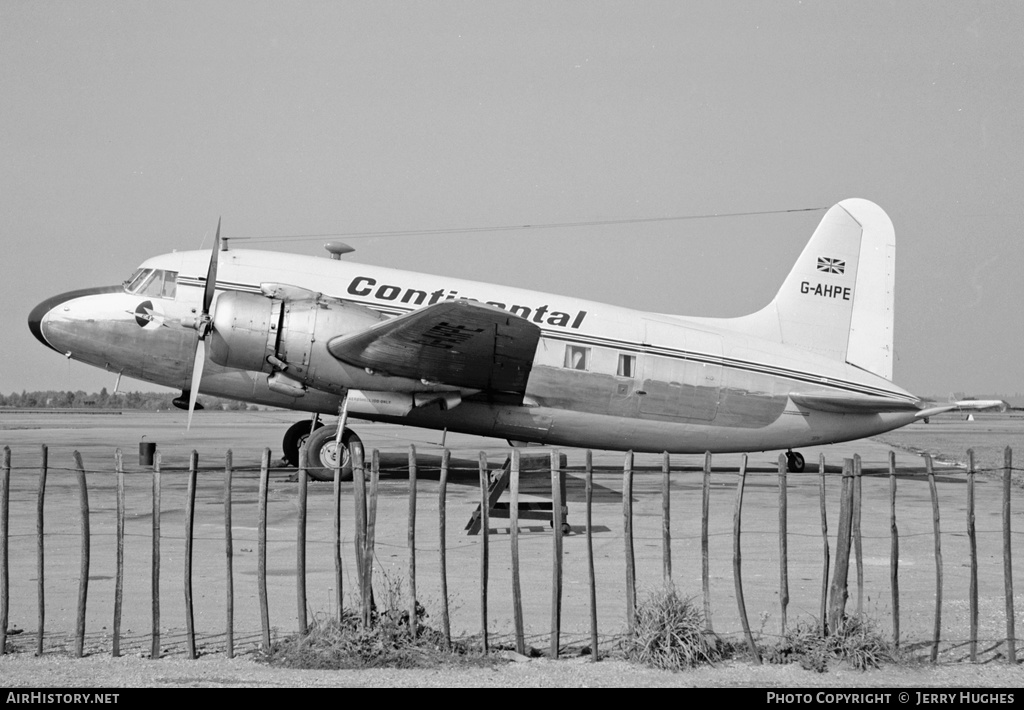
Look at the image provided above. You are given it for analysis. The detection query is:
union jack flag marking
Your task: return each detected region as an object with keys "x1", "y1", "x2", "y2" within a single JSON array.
[{"x1": 817, "y1": 257, "x2": 845, "y2": 274}]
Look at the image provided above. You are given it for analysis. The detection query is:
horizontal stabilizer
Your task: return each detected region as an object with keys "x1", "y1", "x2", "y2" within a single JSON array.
[
  {"x1": 790, "y1": 392, "x2": 920, "y2": 415},
  {"x1": 327, "y1": 300, "x2": 541, "y2": 395},
  {"x1": 915, "y1": 399, "x2": 1008, "y2": 419}
]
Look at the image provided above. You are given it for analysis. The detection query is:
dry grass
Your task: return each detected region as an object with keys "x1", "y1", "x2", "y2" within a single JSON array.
[
  {"x1": 622, "y1": 587, "x2": 725, "y2": 670},
  {"x1": 769, "y1": 616, "x2": 897, "y2": 672}
]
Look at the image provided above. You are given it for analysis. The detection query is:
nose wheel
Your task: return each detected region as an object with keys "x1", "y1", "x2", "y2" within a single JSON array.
[{"x1": 785, "y1": 451, "x2": 806, "y2": 473}]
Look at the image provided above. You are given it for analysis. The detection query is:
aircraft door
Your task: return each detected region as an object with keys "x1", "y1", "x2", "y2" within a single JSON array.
[{"x1": 639, "y1": 320, "x2": 723, "y2": 422}]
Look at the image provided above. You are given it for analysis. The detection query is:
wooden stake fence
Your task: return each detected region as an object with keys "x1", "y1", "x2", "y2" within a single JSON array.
[{"x1": 0, "y1": 442, "x2": 1019, "y2": 664}]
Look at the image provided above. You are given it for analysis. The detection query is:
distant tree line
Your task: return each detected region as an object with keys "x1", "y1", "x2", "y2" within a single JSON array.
[{"x1": 0, "y1": 389, "x2": 259, "y2": 411}]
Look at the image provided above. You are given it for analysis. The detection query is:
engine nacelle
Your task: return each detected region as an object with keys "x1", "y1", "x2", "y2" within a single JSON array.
[
  {"x1": 208, "y1": 292, "x2": 279, "y2": 373},
  {"x1": 209, "y1": 290, "x2": 458, "y2": 397}
]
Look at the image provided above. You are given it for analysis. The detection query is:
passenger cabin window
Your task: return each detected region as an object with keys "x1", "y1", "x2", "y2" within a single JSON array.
[
  {"x1": 564, "y1": 345, "x2": 591, "y2": 371},
  {"x1": 124, "y1": 268, "x2": 178, "y2": 299},
  {"x1": 617, "y1": 353, "x2": 636, "y2": 378}
]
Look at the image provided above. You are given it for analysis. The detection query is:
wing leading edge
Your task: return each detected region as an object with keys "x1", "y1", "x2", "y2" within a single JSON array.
[{"x1": 326, "y1": 300, "x2": 541, "y2": 396}]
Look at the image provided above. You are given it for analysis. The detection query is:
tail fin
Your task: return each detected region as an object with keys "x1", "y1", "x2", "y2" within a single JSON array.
[{"x1": 732, "y1": 198, "x2": 895, "y2": 379}]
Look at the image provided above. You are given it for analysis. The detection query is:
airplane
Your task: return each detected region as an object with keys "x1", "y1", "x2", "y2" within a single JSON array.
[{"x1": 28, "y1": 198, "x2": 1004, "y2": 479}]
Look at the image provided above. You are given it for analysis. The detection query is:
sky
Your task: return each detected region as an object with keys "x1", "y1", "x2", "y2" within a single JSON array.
[{"x1": 2, "y1": 1, "x2": 1022, "y2": 399}]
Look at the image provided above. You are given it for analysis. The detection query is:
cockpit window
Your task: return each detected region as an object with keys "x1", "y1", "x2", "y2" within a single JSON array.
[{"x1": 124, "y1": 269, "x2": 178, "y2": 299}]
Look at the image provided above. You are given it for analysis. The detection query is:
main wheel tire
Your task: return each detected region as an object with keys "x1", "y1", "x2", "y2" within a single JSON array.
[
  {"x1": 303, "y1": 425, "x2": 361, "y2": 482},
  {"x1": 786, "y1": 451, "x2": 806, "y2": 473},
  {"x1": 282, "y1": 419, "x2": 324, "y2": 467}
]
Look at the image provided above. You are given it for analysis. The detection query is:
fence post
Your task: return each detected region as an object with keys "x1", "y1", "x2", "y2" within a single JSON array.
[
  {"x1": 967, "y1": 448, "x2": 977, "y2": 662},
  {"x1": 829, "y1": 459, "x2": 855, "y2": 632},
  {"x1": 662, "y1": 452, "x2": 671, "y2": 585},
  {"x1": 585, "y1": 450, "x2": 598, "y2": 661},
  {"x1": 733, "y1": 454, "x2": 760, "y2": 663},
  {"x1": 550, "y1": 449, "x2": 564, "y2": 659},
  {"x1": 510, "y1": 449, "x2": 525, "y2": 656},
  {"x1": 408, "y1": 444, "x2": 417, "y2": 638},
  {"x1": 0, "y1": 446, "x2": 9, "y2": 657},
  {"x1": 365, "y1": 450, "x2": 379, "y2": 625},
  {"x1": 478, "y1": 451, "x2": 489, "y2": 653},
  {"x1": 184, "y1": 450, "x2": 197, "y2": 659},
  {"x1": 224, "y1": 450, "x2": 234, "y2": 658},
  {"x1": 623, "y1": 451, "x2": 636, "y2": 636},
  {"x1": 818, "y1": 453, "x2": 829, "y2": 637},
  {"x1": 778, "y1": 453, "x2": 789, "y2": 637},
  {"x1": 36, "y1": 444, "x2": 47, "y2": 656},
  {"x1": 72, "y1": 451, "x2": 89, "y2": 658},
  {"x1": 925, "y1": 454, "x2": 942, "y2": 663},
  {"x1": 296, "y1": 445, "x2": 308, "y2": 635},
  {"x1": 438, "y1": 449, "x2": 450, "y2": 647},
  {"x1": 333, "y1": 445, "x2": 343, "y2": 623},
  {"x1": 257, "y1": 449, "x2": 271, "y2": 653},
  {"x1": 1003, "y1": 446, "x2": 1016, "y2": 664},
  {"x1": 853, "y1": 454, "x2": 864, "y2": 619},
  {"x1": 151, "y1": 451, "x2": 162, "y2": 659},
  {"x1": 702, "y1": 451, "x2": 713, "y2": 632},
  {"x1": 114, "y1": 449, "x2": 125, "y2": 658},
  {"x1": 888, "y1": 450, "x2": 899, "y2": 649}
]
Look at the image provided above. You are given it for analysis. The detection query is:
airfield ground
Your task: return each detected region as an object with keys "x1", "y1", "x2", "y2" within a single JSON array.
[{"x1": 0, "y1": 409, "x2": 1021, "y2": 687}]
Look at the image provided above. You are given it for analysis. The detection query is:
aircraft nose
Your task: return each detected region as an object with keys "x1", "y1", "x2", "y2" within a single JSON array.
[{"x1": 28, "y1": 286, "x2": 123, "y2": 352}]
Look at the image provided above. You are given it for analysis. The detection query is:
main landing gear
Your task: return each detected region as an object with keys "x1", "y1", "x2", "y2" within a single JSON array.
[
  {"x1": 281, "y1": 418, "x2": 362, "y2": 482},
  {"x1": 785, "y1": 450, "x2": 806, "y2": 473}
]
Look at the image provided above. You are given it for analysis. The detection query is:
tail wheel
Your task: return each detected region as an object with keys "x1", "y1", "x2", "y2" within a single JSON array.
[
  {"x1": 786, "y1": 451, "x2": 806, "y2": 473},
  {"x1": 303, "y1": 425, "x2": 361, "y2": 482},
  {"x1": 282, "y1": 419, "x2": 324, "y2": 468}
]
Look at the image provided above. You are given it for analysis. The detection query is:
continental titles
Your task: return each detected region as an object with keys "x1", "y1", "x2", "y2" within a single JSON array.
[{"x1": 347, "y1": 275, "x2": 588, "y2": 329}]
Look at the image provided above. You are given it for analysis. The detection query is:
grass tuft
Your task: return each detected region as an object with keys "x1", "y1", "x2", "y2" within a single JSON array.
[
  {"x1": 622, "y1": 586, "x2": 724, "y2": 670},
  {"x1": 770, "y1": 616, "x2": 895, "y2": 672}
]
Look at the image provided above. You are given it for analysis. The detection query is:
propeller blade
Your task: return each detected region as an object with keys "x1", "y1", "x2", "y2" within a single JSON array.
[
  {"x1": 202, "y1": 218, "x2": 221, "y2": 316},
  {"x1": 187, "y1": 337, "x2": 206, "y2": 430}
]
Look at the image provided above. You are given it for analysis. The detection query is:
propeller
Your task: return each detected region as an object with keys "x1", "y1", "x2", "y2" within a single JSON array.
[{"x1": 187, "y1": 218, "x2": 221, "y2": 429}]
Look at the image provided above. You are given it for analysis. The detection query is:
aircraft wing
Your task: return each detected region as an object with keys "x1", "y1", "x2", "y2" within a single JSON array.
[
  {"x1": 326, "y1": 300, "x2": 541, "y2": 395},
  {"x1": 789, "y1": 393, "x2": 922, "y2": 414}
]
